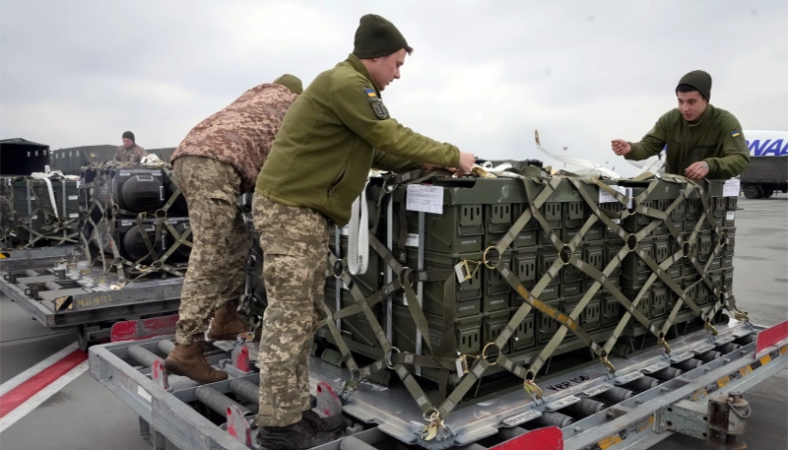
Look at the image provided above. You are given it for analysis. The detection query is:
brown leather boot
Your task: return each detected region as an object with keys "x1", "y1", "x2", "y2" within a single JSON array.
[
  {"x1": 207, "y1": 301, "x2": 249, "y2": 341},
  {"x1": 164, "y1": 341, "x2": 227, "y2": 384}
]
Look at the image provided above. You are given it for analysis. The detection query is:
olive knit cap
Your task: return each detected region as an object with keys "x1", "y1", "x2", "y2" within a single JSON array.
[
  {"x1": 273, "y1": 74, "x2": 303, "y2": 95},
  {"x1": 352, "y1": 14, "x2": 409, "y2": 59},
  {"x1": 677, "y1": 70, "x2": 712, "y2": 101}
]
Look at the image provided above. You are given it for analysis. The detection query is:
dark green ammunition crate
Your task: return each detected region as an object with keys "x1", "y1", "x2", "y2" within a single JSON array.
[
  {"x1": 620, "y1": 286, "x2": 653, "y2": 320},
  {"x1": 482, "y1": 250, "x2": 512, "y2": 312},
  {"x1": 484, "y1": 203, "x2": 512, "y2": 247},
  {"x1": 651, "y1": 282, "x2": 669, "y2": 318},
  {"x1": 397, "y1": 251, "x2": 483, "y2": 318},
  {"x1": 602, "y1": 294, "x2": 621, "y2": 328},
  {"x1": 536, "y1": 299, "x2": 564, "y2": 344},
  {"x1": 510, "y1": 310, "x2": 536, "y2": 351},
  {"x1": 482, "y1": 310, "x2": 511, "y2": 355},
  {"x1": 563, "y1": 292, "x2": 603, "y2": 334}
]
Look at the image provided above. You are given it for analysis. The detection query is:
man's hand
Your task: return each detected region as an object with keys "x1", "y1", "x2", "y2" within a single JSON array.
[
  {"x1": 611, "y1": 139, "x2": 632, "y2": 156},
  {"x1": 457, "y1": 151, "x2": 475, "y2": 175},
  {"x1": 684, "y1": 161, "x2": 710, "y2": 180}
]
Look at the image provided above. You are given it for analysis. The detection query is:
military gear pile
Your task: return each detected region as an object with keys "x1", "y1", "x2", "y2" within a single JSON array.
[
  {"x1": 74, "y1": 160, "x2": 192, "y2": 281},
  {"x1": 0, "y1": 173, "x2": 81, "y2": 250}
]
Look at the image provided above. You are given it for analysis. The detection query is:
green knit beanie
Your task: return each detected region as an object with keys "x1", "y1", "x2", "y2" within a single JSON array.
[
  {"x1": 676, "y1": 70, "x2": 712, "y2": 101},
  {"x1": 352, "y1": 14, "x2": 409, "y2": 59},
  {"x1": 273, "y1": 74, "x2": 303, "y2": 95}
]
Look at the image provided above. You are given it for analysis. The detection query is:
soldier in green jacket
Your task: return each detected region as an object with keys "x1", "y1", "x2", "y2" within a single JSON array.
[
  {"x1": 612, "y1": 70, "x2": 750, "y2": 180},
  {"x1": 252, "y1": 14, "x2": 475, "y2": 450}
]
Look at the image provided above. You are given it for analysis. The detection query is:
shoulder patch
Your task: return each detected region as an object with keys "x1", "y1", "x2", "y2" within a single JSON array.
[
  {"x1": 364, "y1": 88, "x2": 377, "y2": 98},
  {"x1": 731, "y1": 130, "x2": 741, "y2": 138}
]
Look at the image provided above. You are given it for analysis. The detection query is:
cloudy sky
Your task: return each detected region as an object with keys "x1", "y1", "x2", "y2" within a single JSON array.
[{"x1": 2, "y1": 0, "x2": 786, "y2": 176}]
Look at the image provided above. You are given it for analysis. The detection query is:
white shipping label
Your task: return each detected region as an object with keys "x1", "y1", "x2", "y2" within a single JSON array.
[
  {"x1": 69, "y1": 213, "x2": 79, "y2": 218},
  {"x1": 340, "y1": 225, "x2": 349, "y2": 236},
  {"x1": 405, "y1": 233, "x2": 419, "y2": 248},
  {"x1": 726, "y1": 211, "x2": 735, "y2": 221},
  {"x1": 599, "y1": 185, "x2": 627, "y2": 203},
  {"x1": 455, "y1": 263, "x2": 467, "y2": 283},
  {"x1": 723, "y1": 179, "x2": 741, "y2": 197},
  {"x1": 76, "y1": 181, "x2": 81, "y2": 188},
  {"x1": 406, "y1": 184, "x2": 444, "y2": 215},
  {"x1": 68, "y1": 195, "x2": 78, "y2": 201}
]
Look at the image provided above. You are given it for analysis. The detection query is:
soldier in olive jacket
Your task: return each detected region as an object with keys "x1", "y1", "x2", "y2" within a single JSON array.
[
  {"x1": 252, "y1": 14, "x2": 476, "y2": 450},
  {"x1": 612, "y1": 70, "x2": 750, "y2": 180}
]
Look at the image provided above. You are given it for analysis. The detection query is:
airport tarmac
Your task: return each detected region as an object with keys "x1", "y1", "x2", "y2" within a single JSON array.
[{"x1": 0, "y1": 196, "x2": 785, "y2": 450}]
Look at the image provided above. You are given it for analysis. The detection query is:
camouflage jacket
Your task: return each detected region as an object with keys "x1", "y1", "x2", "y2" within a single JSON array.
[
  {"x1": 171, "y1": 83, "x2": 298, "y2": 192},
  {"x1": 626, "y1": 105, "x2": 750, "y2": 179},
  {"x1": 114, "y1": 144, "x2": 147, "y2": 163}
]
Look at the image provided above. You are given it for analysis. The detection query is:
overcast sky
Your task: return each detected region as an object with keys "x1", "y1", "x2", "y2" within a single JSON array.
[{"x1": 2, "y1": 0, "x2": 786, "y2": 176}]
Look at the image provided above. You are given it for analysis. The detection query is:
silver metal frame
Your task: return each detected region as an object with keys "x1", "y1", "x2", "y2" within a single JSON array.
[
  {"x1": 0, "y1": 263, "x2": 181, "y2": 329},
  {"x1": 88, "y1": 319, "x2": 787, "y2": 450}
]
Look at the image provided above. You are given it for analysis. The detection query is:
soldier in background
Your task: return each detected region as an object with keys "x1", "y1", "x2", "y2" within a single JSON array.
[
  {"x1": 163, "y1": 75, "x2": 303, "y2": 384},
  {"x1": 114, "y1": 131, "x2": 147, "y2": 163},
  {"x1": 611, "y1": 70, "x2": 750, "y2": 180}
]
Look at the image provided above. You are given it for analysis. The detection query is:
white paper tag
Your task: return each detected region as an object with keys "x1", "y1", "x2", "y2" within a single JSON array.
[
  {"x1": 340, "y1": 225, "x2": 349, "y2": 236},
  {"x1": 68, "y1": 195, "x2": 78, "y2": 201},
  {"x1": 454, "y1": 263, "x2": 467, "y2": 283},
  {"x1": 723, "y1": 179, "x2": 740, "y2": 197},
  {"x1": 405, "y1": 233, "x2": 419, "y2": 248},
  {"x1": 69, "y1": 213, "x2": 79, "y2": 218},
  {"x1": 76, "y1": 181, "x2": 81, "y2": 188},
  {"x1": 406, "y1": 185, "x2": 444, "y2": 214},
  {"x1": 599, "y1": 185, "x2": 627, "y2": 203},
  {"x1": 726, "y1": 211, "x2": 735, "y2": 221}
]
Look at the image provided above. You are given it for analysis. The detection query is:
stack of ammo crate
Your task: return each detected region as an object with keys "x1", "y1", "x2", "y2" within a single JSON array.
[{"x1": 317, "y1": 174, "x2": 738, "y2": 388}]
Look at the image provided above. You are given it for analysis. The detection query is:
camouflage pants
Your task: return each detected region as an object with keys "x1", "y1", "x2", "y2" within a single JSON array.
[
  {"x1": 253, "y1": 194, "x2": 329, "y2": 428},
  {"x1": 173, "y1": 156, "x2": 251, "y2": 345}
]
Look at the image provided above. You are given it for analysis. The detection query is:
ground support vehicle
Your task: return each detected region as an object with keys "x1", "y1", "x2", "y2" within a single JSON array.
[{"x1": 740, "y1": 156, "x2": 788, "y2": 199}]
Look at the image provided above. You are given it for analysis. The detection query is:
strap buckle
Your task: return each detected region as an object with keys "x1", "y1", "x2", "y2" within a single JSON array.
[
  {"x1": 421, "y1": 410, "x2": 444, "y2": 441},
  {"x1": 734, "y1": 311, "x2": 749, "y2": 322},
  {"x1": 657, "y1": 337, "x2": 672, "y2": 354},
  {"x1": 601, "y1": 356, "x2": 616, "y2": 374},
  {"x1": 523, "y1": 379, "x2": 544, "y2": 400}
]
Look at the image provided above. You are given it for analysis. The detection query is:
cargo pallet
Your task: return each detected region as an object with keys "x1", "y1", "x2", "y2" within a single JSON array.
[
  {"x1": 89, "y1": 315, "x2": 787, "y2": 450},
  {"x1": 0, "y1": 253, "x2": 181, "y2": 350}
]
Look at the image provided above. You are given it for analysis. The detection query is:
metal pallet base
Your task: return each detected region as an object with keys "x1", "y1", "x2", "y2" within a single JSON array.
[
  {"x1": 89, "y1": 319, "x2": 787, "y2": 450},
  {"x1": 0, "y1": 245, "x2": 75, "y2": 271},
  {"x1": 1, "y1": 260, "x2": 181, "y2": 349}
]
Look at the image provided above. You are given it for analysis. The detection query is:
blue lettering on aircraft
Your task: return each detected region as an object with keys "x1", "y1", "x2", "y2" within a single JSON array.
[{"x1": 746, "y1": 139, "x2": 788, "y2": 157}]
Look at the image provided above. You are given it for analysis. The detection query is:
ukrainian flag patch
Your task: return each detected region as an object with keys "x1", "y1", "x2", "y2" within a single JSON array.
[
  {"x1": 731, "y1": 131, "x2": 741, "y2": 138},
  {"x1": 365, "y1": 88, "x2": 376, "y2": 98}
]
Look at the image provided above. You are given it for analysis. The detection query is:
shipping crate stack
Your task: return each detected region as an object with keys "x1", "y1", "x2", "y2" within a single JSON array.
[
  {"x1": 77, "y1": 162, "x2": 192, "y2": 277},
  {"x1": 0, "y1": 174, "x2": 81, "y2": 249},
  {"x1": 314, "y1": 168, "x2": 741, "y2": 411}
]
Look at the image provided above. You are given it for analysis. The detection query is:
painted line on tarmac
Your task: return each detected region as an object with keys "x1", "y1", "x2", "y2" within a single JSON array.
[
  {"x1": 0, "y1": 342, "x2": 88, "y2": 432},
  {"x1": 0, "y1": 342, "x2": 79, "y2": 396}
]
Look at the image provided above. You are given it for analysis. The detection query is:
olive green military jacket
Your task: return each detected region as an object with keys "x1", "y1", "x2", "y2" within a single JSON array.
[
  {"x1": 625, "y1": 105, "x2": 750, "y2": 179},
  {"x1": 255, "y1": 54, "x2": 460, "y2": 227}
]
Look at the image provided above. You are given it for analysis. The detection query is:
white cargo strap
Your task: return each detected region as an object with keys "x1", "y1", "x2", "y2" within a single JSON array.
[
  {"x1": 348, "y1": 179, "x2": 370, "y2": 275},
  {"x1": 29, "y1": 171, "x2": 69, "y2": 219}
]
